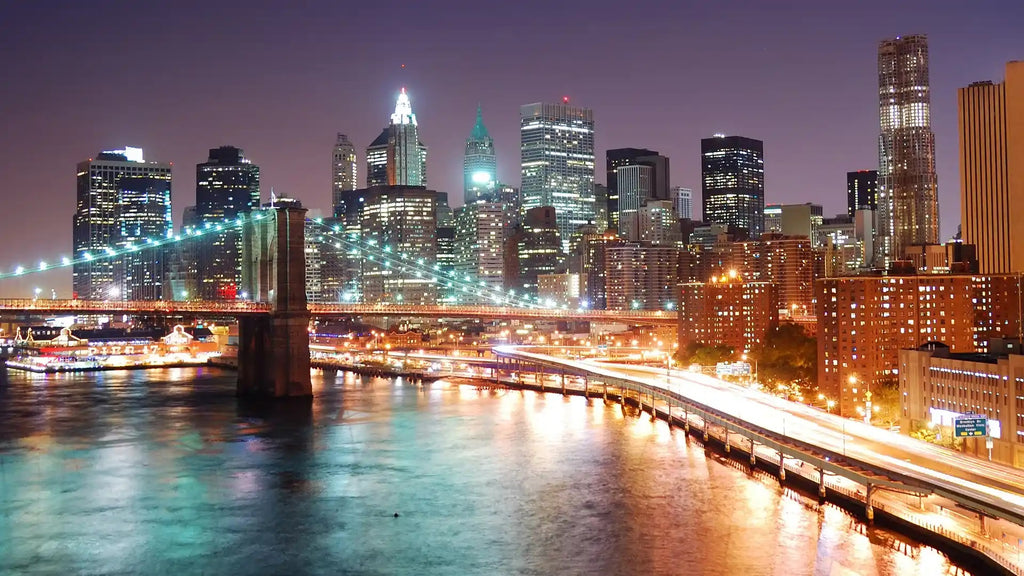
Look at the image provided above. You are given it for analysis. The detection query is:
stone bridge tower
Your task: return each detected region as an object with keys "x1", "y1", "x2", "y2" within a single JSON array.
[{"x1": 237, "y1": 199, "x2": 312, "y2": 398}]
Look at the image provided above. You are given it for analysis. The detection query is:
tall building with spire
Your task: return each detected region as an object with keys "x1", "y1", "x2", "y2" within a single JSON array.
[
  {"x1": 464, "y1": 105, "x2": 496, "y2": 203},
  {"x1": 366, "y1": 88, "x2": 427, "y2": 187},
  {"x1": 876, "y1": 35, "x2": 939, "y2": 265}
]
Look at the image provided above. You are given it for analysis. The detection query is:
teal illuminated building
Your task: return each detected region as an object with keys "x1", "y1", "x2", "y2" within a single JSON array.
[{"x1": 464, "y1": 105, "x2": 496, "y2": 203}]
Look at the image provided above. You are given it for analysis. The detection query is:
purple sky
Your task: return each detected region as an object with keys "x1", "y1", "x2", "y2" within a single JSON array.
[{"x1": 0, "y1": 0, "x2": 1022, "y2": 297}]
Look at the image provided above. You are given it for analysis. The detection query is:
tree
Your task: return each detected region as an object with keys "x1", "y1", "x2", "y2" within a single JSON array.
[
  {"x1": 870, "y1": 377, "x2": 901, "y2": 428},
  {"x1": 752, "y1": 322, "x2": 817, "y2": 388},
  {"x1": 676, "y1": 341, "x2": 736, "y2": 366}
]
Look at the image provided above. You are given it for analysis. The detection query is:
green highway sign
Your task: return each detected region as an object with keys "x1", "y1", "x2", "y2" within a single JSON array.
[{"x1": 954, "y1": 415, "x2": 987, "y2": 438}]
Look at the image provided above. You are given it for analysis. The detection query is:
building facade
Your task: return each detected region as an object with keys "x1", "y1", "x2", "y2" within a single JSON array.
[
  {"x1": 73, "y1": 147, "x2": 172, "y2": 301},
  {"x1": 520, "y1": 101, "x2": 596, "y2": 252},
  {"x1": 817, "y1": 274, "x2": 1023, "y2": 416},
  {"x1": 605, "y1": 243, "x2": 680, "y2": 311},
  {"x1": 359, "y1": 186, "x2": 438, "y2": 305},
  {"x1": 505, "y1": 206, "x2": 564, "y2": 297},
  {"x1": 671, "y1": 186, "x2": 693, "y2": 220},
  {"x1": 194, "y1": 146, "x2": 260, "y2": 301},
  {"x1": 615, "y1": 164, "x2": 652, "y2": 241},
  {"x1": 876, "y1": 35, "x2": 939, "y2": 264},
  {"x1": 678, "y1": 274, "x2": 777, "y2": 353},
  {"x1": 453, "y1": 201, "x2": 506, "y2": 304},
  {"x1": 606, "y1": 148, "x2": 669, "y2": 231},
  {"x1": 958, "y1": 62, "x2": 1024, "y2": 274},
  {"x1": 701, "y1": 135, "x2": 765, "y2": 237},
  {"x1": 900, "y1": 341, "x2": 1024, "y2": 468},
  {"x1": 847, "y1": 170, "x2": 878, "y2": 217},
  {"x1": 332, "y1": 134, "x2": 357, "y2": 209}
]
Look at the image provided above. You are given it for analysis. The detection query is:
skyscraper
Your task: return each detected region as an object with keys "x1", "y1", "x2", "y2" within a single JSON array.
[
  {"x1": 958, "y1": 61, "x2": 1024, "y2": 273},
  {"x1": 877, "y1": 35, "x2": 939, "y2": 264},
  {"x1": 671, "y1": 186, "x2": 693, "y2": 220},
  {"x1": 616, "y1": 164, "x2": 652, "y2": 241},
  {"x1": 359, "y1": 185, "x2": 438, "y2": 305},
  {"x1": 194, "y1": 146, "x2": 260, "y2": 300},
  {"x1": 366, "y1": 88, "x2": 427, "y2": 187},
  {"x1": 505, "y1": 206, "x2": 565, "y2": 297},
  {"x1": 701, "y1": 135, "x2": 764, "y2": 237},
  {"x1": 521, "y1": 100, "x2": 595, "y2": 252},
  {"x1": 606, "y1": 148, "x2": 670, "y2": 231},
  {"x1": 464, "y1": 105, "x2": 496, "y2": 203},
  {"x1": 847, "y1": 170, "x2": 878, "y2": 217},
  {"x1": 332, "y1": 133, "x2": 357, "y2": 206},
  {"x1": 73, "y1": 147, "x2": 172, "y2": 300}
]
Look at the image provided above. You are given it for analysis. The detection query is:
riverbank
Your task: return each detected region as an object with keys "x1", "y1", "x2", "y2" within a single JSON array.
[{"x1": 475, "y1": 376, "x2": 1017, "y2": 576}]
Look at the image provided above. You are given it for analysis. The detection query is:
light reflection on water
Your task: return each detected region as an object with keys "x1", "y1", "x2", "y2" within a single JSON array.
[{"x1": 0, "y1": 367, "x2": 968, "y2": 576}]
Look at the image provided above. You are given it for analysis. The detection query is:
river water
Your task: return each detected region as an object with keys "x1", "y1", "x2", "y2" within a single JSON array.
[{"x1": 0, "y1": 367, "x2": 968, "y2": 575}]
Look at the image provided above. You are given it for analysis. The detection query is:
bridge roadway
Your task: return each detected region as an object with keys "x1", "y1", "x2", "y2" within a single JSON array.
[
  {"x1": 0, "y1": 299, "x2": 678, "y2": 324},
  {"x1": 494, "y1": 346, "x2": 1024, "y2": 529}
]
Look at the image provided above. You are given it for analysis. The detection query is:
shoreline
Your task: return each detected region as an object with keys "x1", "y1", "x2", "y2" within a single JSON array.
[{"x1": 468, "y1": 376, "x2": 1014, "y2": 576}]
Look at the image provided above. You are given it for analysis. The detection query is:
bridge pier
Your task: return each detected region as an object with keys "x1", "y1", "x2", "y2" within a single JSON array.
[
  {"x1": 818, "y1": 467, "x2": 827, "y2": 500},
  {"x1": 865, "y1": 482, "x2": 875, "y2": 522},
  {"x1": 723, "y1": 429, "x2": 730, "y2": 453},
  {"x1": 778, "y1": 452, "x2": 786, "y2": 481},
  {"x1": 749, "y1": 438, "x2": 756, "y2": 466},
  {"x1": 560, "y1": 372, "x2": 565, "y2": 396},
  {"x1": 237, "y1": 202, "x2": 312, "y2": 400}
]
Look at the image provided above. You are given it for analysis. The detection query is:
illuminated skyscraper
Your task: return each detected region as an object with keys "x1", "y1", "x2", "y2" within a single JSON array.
[
  {"x1": 701, "y1": 135, "x2": 764, "y2": 237},
  {"x1": 332, "y1": 133, "x2": 357, "y2": 206},
  {"x1": 958, "y1": 62, "x2": 1024, "y2": 273},
  {"x1": 520, "y1": 100, "x2": 595, "y2": 252},
  {"x1": 877, "y1": 35, "x2": 939, "y2": 264},
  {"x1": 464, "y1": 105, "x2": 496, "y2": 203},
  {"x1": 366, "y1": 88, "x2": 427, "y2": 187},
  {"x1": 616, "y1": 164, "x2": 652, "y2": 241},
  {"x1": 73, "y1": 147, "x2": 172, "y2": 300},
  {"x1": 671, "y1": 186, "x2": 693, "y2": 220},
  {"x1": 359, "y1": 185, "x2": 439, "y2": 305},
  {"x1": 194, "y1": 146, "x2": 260, "y2": 300}
]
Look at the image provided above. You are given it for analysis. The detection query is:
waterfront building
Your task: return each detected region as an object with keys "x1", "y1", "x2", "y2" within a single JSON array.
[
  {"x1": 876, "y1": 35, "x2": 939, "y2": 264},
  {"x1": 464, "y1": 105, "x2": 496, "y2": 204},
  {"x1": 847, "y1": 170, "x2": 878, "y2": 217},
  {"x1": 701, "y1": 135, "x2": 764, "y2": 237},
  {"x1": 958, "y1": 62, "x2": 1024, "y2": 274},
  {"x1": 332, "y1": 134, "x2": 357, "y2": 209},
  {"x1": 616, "y1": 164, "x2": 652, "y2": 241},
  {"x1": 817, "y1": 273, "x2": 1023, "y2": 416},
  {"x1": 521, "y1": 101, "x2": 595, "y2": 252},
  {"x1": 671, "y1": 186, "x2": 693, "y2": 220},
  {"x1": 605, "y1": 243, "x2": 680, "y2": 311},
  {"x1": 899, "y1": 340, "x2": 1024, "y2": 468},
  {"x1": 678, "y1": 273, "x2": 777, "y2": 353},
  {"x1": 359, "y1": 185, "x2": 439, "y2": 305},
  {"x1": 73, "y1": 147, "x2": 172, "y2": 300},
  {"x1": 367, "y1": 88, "x2": 428, "y2": 187},
  {"x1": 193, "y1": 146, "x2": 260, "y2": 301},
  {"x1": 504, "y1": 206, "x2": 565, "y2": 297}
]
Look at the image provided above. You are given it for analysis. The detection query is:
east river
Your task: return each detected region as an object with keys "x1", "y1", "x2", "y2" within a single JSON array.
[{"x1": 0, "y1": 368, "x2": 969, "y2": 575}]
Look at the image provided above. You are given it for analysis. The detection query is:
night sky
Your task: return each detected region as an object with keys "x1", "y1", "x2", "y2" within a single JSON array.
[{"x1": 1, "y1": 0, "x2": 1022, "y2": 297}]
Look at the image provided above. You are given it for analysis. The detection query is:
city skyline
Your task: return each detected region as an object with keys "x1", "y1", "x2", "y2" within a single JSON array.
[{"x1": 1, "y1": 1, "x2": 1023, "y2": 296}]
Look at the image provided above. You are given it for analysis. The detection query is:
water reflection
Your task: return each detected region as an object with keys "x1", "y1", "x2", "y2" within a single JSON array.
[{"x1": 0, "y1": 367, "x2": 966, "y2": 575}]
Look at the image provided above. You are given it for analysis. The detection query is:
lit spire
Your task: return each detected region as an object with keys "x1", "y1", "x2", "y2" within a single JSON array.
[
  {"x1": 390, "y1": 87, "x2": 417, "y2": 126},
  {"x1": 470, "y1": 103, "x2": 490, "y2": 141}
]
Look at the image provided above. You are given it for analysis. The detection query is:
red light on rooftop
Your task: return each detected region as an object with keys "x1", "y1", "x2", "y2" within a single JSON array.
[{"x1": 562, "y1": 96, "x2": 569, "y2": 103}]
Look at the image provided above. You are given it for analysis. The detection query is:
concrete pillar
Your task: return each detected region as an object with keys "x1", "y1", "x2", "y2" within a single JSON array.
[
  {"x1": 560, "y1": 372, "x2": 565, "y2": 396},
  {"x1": 818, "y1": 468, "x2": 827, "y2": 500},
  {"x1": 865, "y1": 483, "x2": 875, "y2": 522},
  {"x1": 683, "y1": 410, "x2": 690, "y2": 432},
  {"x1": 237, "y1": 203, "x2": 311, "y2": 399},
  {"x1": 749, "y1": 438, "x2": 756, "y2": 466},
  {"x1": 778, "y1": 453, "x2": 786, "y2": 481},
  {"x1": 724, "y1": 429, "x2": 730, "y2": 453},
  {"x1": 703, "y1": 418, "x2": 709, "y2": 442},
  {"x1": 584, "y1": 376, "x2": 589, "y2": 399}
]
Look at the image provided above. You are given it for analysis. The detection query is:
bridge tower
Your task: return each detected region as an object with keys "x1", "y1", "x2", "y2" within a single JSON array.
[{"x1": 237, "y1": 199, "x2": 312, "y2": 398}]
